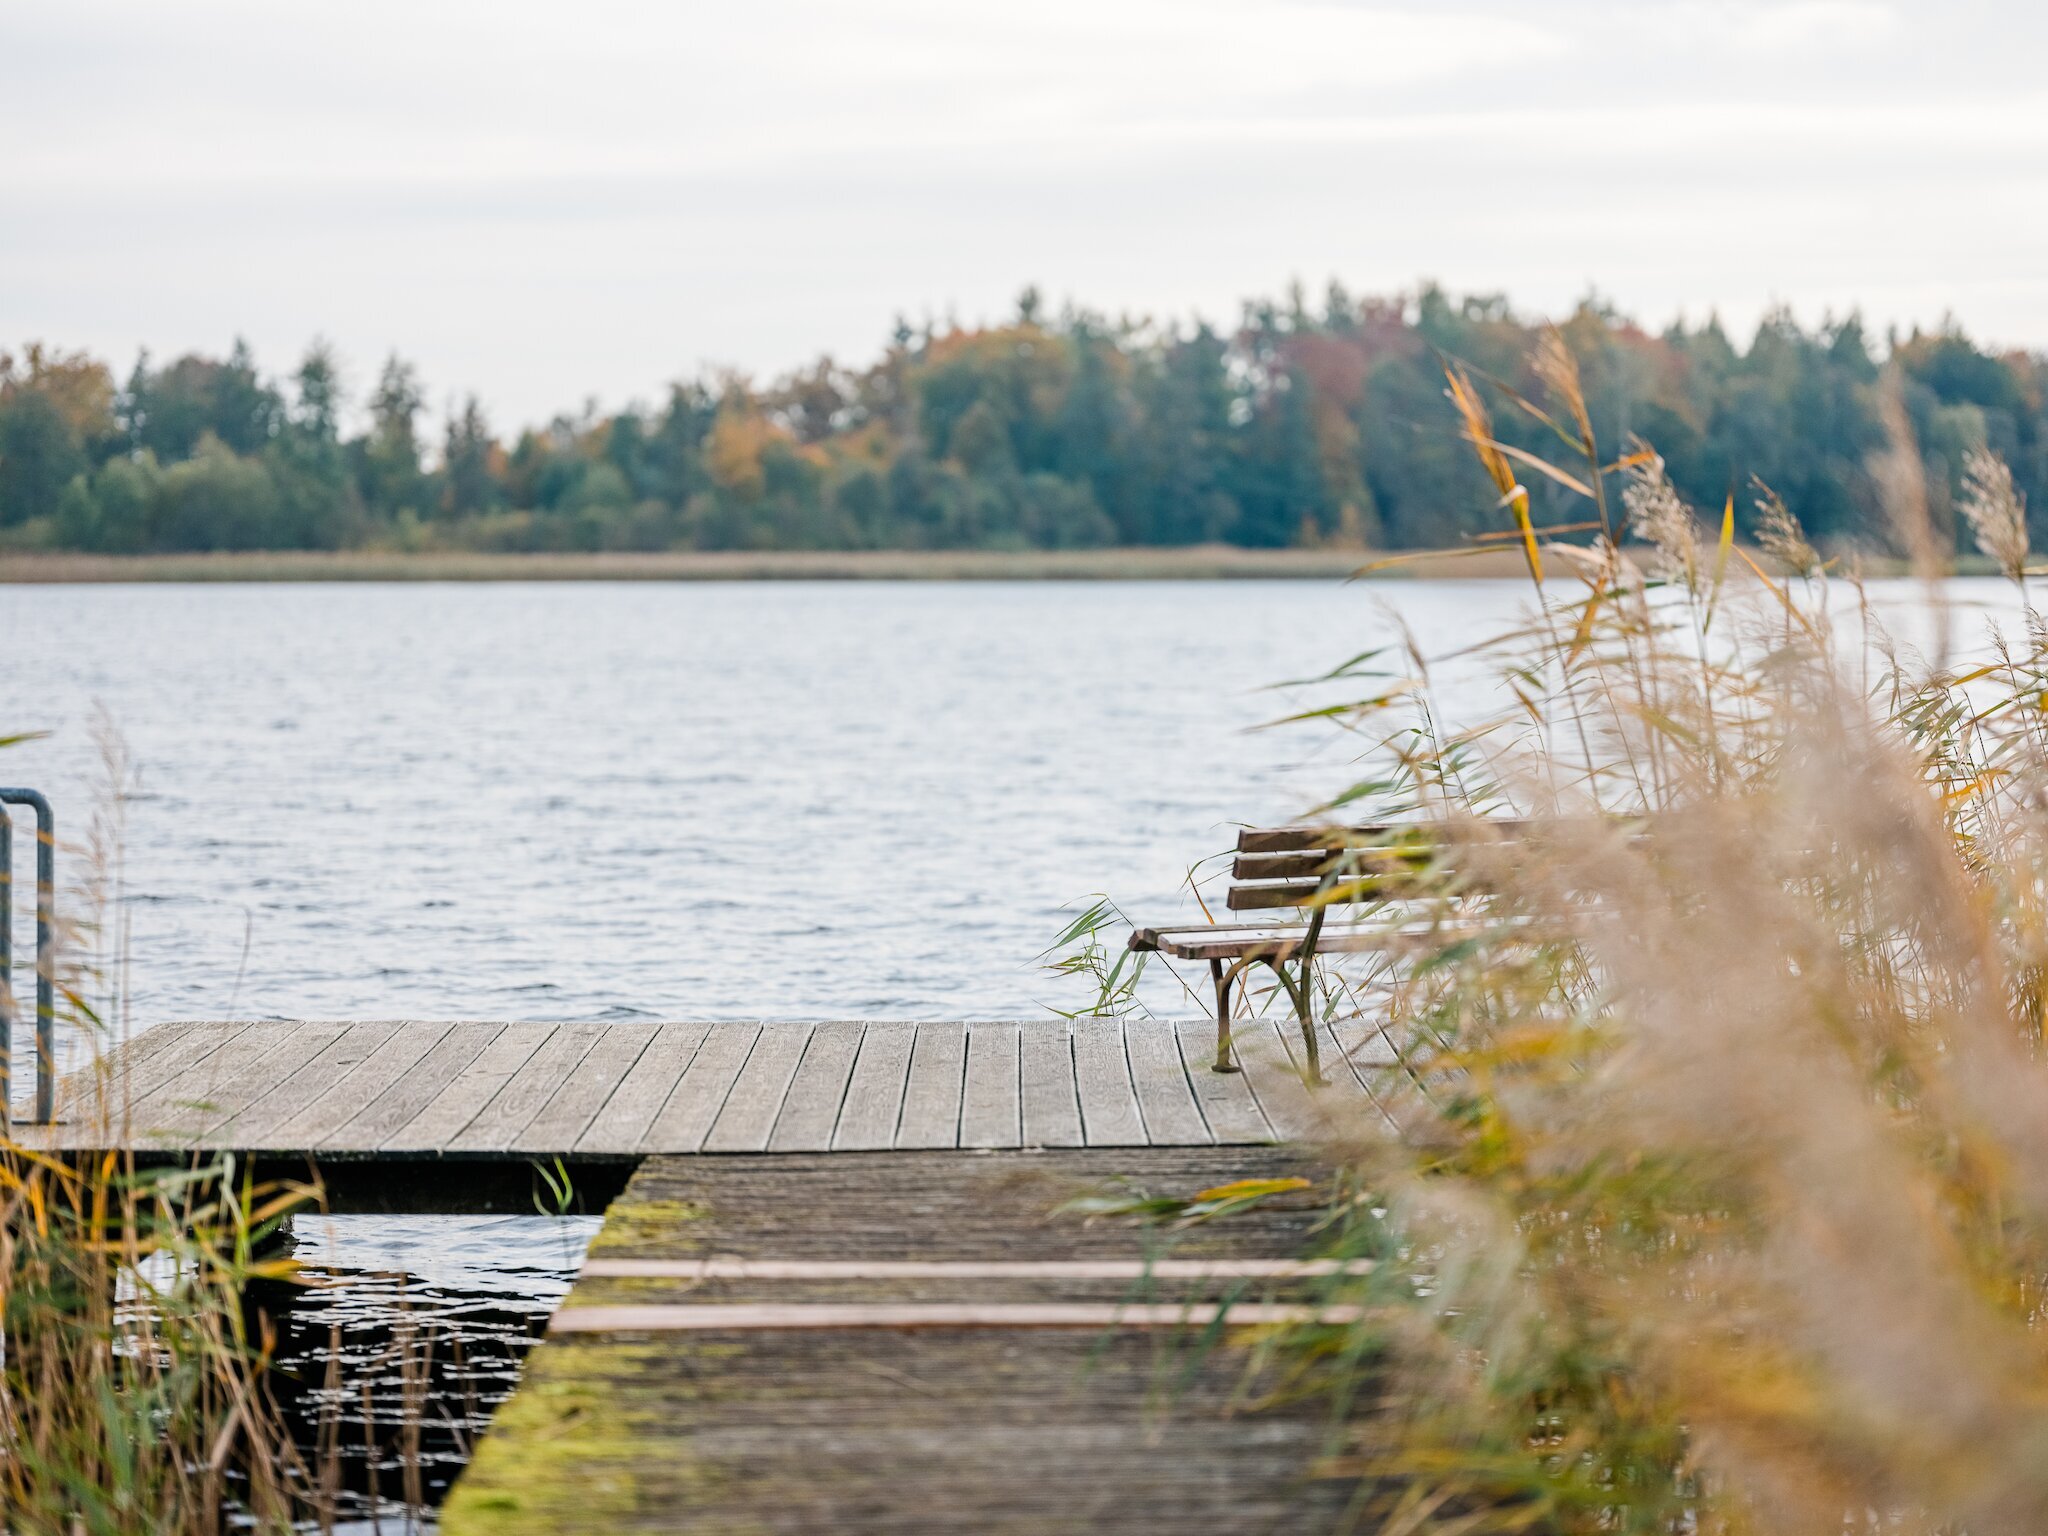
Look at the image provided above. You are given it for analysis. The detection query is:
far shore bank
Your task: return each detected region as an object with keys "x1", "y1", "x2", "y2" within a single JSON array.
[{"x1": 0, "y1": 545, "x2": 1536, "y2": 584}]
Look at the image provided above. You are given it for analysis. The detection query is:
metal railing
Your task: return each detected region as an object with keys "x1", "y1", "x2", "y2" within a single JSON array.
[{"x1": 0, "y1": 790, "x2": 54, "y2": 1129}]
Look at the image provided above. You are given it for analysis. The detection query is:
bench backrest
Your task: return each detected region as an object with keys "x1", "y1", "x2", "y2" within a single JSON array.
[{"x1": 1226, "y1": 821, "x2": 1537, "y2": 913}]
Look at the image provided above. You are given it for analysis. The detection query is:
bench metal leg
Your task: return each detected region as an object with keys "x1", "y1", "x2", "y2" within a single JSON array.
[
  {"x1": 1209, "y1": 959, "x2": 1242, "y2": 1073},
  {"x1": 1263, "y1": 958, "x2": 1327, "y2": 1087},
  {"x1": 1291, "y1": 962, "x2": 1326, "y2": 1087}
]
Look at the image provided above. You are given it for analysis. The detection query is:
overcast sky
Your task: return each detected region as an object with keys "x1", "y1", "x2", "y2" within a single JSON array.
[{"x1": 5, "y1": 0, "x2": 2043, "y2": 429}]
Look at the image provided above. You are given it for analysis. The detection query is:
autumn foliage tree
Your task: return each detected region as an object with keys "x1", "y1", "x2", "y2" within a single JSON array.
[{"x1": 4, "y1": 285, "x2": 2043, "y2": 557}]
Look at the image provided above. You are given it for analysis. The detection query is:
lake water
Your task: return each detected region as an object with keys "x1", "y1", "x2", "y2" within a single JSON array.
[
  {"x1": 0, "y1": 579, "x2": 1533, "y2": 1027},
  {"x1": 7, "y1": 578, "x2": 2008, "y2": 1027},
  {"x1": 0, "y1": 575, "x2": 2016, "y2": 1521}
]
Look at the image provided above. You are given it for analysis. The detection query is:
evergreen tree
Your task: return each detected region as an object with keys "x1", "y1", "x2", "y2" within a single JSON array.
[
  {"x1": 358, "y1": 354, "x2": 428, "y2": 518},
  {"x1": 442, "y1": 396, "x2": 499, "y2": 518}
]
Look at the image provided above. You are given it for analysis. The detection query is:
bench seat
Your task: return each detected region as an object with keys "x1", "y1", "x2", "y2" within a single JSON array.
[{"x1": 1130, "y1": 922, "x2": 1431, "y2": 963}]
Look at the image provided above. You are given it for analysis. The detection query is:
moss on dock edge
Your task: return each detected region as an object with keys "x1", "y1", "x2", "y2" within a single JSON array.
[{"x1": 439, "y1": 1340, "x2": 742, "y2": 1535}]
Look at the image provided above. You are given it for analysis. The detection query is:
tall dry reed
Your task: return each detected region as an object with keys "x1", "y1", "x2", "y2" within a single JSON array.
[
  {"x1": 0, "y1": 726, "x2": 431, "y2": 1533},
  {"x1": 1237, "y1": 338, "x2": 2048, "y2": 1533}
]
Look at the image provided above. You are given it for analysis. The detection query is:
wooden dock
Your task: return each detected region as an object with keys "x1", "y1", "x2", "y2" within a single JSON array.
[
  {"x1": 29, "y1": 1017, "x2": 1397, "y2": 1527},
  {"x1": 28, "y1": 1017, "x2": 1396, "y2": 1160},
  {"x1": 441, "y1": 1147, "x2": 1373, "y2": 1534}
]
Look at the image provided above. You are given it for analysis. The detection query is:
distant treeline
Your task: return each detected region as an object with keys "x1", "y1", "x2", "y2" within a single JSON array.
[{"x1": 2, "y1": 285, "x2": 2043, "y2": 555}]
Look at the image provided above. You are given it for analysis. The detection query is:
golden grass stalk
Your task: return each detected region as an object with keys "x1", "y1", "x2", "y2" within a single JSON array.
[
  {"x1": 1264, "y1": 336, "x2": 2048, "y2": 1535},
  {"x1": 0, "y1": 726, "x2": 429, "y2": 1533}
]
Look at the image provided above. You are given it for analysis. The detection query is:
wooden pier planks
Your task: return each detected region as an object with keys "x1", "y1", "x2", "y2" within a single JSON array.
[
  {"x1": 1020, "y1": 1021, "x2": 1084, "y2": 1147},
  {"x1": 1073, "y1": 1015, "x2": 1145, "y2": 1145},
  {"x1": 704, "y1": 1023, "x2": 812, "y2": 1153},
  {"x1": 895, "y1": 1021, "x2": 966, "y2": 1149},
  {"x1": 831, "y1": 1022, "x2": 915, "y2": 1151},
  {"x1": 571, "y1": 1022, "x2": 709, "y2": 1155},
  {"x1": 959, "y1": 1020, "x2": 1020, "y2": 1149},
  {"x1": 641, "y1": 1020, "x2": 758, "y2": 1152},
  {"x1": 25, "y1": 1016, "x2": 1391, "y2": 1159},
  {"x1": 1124, "y1": 1018, "x2": 1209, "y2": 1145},
  {"x1": 1175, "y1": 1019, "x2": 1274, "y2": 1143},
  {"x1": 440, "y1": 1149, "x2": 1364, "y2": 1535},
  {"x1": 767, "y1": 1021, "x2": 864, "y2": 1152}
]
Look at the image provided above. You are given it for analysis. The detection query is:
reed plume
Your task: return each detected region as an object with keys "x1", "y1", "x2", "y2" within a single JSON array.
[
  {"x1": 1263, "y1": 334, "x2": 2048, "y2": 1535},
  {"x1": 1960, "y1": 446, "x2": 2030, "y2": 583}
]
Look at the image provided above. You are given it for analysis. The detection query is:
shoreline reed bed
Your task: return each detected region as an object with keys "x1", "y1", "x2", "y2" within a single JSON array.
[
  {"x1": 1076, "y1": 336, "x2": 2048, "y2": 1531},
  {"x1": 0, "y1": 727, "x2": 443, "y2": 1534},
  {"x1": 1286, "y1": 343, "x2": 2048, "y2": 1531}
]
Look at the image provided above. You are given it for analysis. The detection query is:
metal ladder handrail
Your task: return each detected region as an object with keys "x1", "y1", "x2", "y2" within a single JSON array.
[{"x1": 0, "y1": 790, "x2": 54, "y2": 1129}]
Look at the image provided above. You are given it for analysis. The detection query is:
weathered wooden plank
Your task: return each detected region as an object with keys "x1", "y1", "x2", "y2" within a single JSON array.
[
  {"x1": 385, "y1": 1023, "x2": 553, "y2": 1150},
  {"x1": 960, "y1": 1022, "x2": 1021, "y2": 1150},
  {"x1": 88, "y1": 1018, "x2": 190, "y2": 1078},
  {"x1": 1235, "y1": 850, "x2": 1436, "y2": 882},
  {"x1": 1133, "y1": 924, "x2": 1395, "y2": 962},
  {"x1": 519, "y1": 1022, "x2": 661, "y2": 1153},
  {"x1": 574, "y1": 1022, "x2": 710, "y2": 1155},
  {"x1": 832, "y1": 1021, "x2": 915, "y2": 1151},
  {"x1": 38, "y1": 1022, "x2": 196, "y2": 1136},
  {"x1": 119, "y1": 1022, "x2": 307, "y2": 1139},
  {"x1": 35, "y1": 1019, "x2": 1338, "y2": 1160},
  {"x1": 767, "y1": 1022, "x2": 865, "y2": 1152},
  {"x1": 895, "y1": 1022, "x2": 965, "y2": 1150},
  {"x1": 1233, "y1": 851, "x2": 1338, "y2": 881},
  {"x1": 107, "y1": 1032, "x2": 246, "y2": 1134},
  {"x1": 278, "y1": 1020, "x2": 456, "y2": 1149},
  {"x1": 141, "y1": 1022, "x2": 352, "y2": 1145},
  {"x1": 1284, "y1": 1020, "x2": 1394, "y2": 1136},
  {"x1": 1124, "y1": 1019, "x2": 1209, "y2": 1146},
  {"x1": 1174, "y1": 1020, "x2": 1274, "y2": 1144},
  {"x1": 1227, "y1": 879, "x2": 1397, "y2": 911},
  {"x1": 639, "y1": 1022, "x2": 759, "y2": 1154},
  {"x1": 104, "y1": 1020, "x2": 254, "y2": 1108},
  {"x1": 1333, "y1": 1015, "x2": 1401, "y2": 1069},
  {"x1": 1235, "y1": 1020, "x2": 1328, "y2": 1143},
  {"x1": 326, "y1": 1021, "x2": 502, "y2": 1151},
  {"x1": 1019, "y1": 1022, "x2": 1082, "y2": 1148},
  {"x1": 551, "y1": 1300, "x2": 1361, "y2": 1333},
  {"x1": 1235, "y1": 820, "x2": 1532, "y2": 854},
  {"x1": 1072, "y1": 1017, "x2": 1145, "y2": 1147},
  {"x1": 580, "y1": 1257, "x2": 1368, "y2": 1281},
  {"x1": 704, "y1": 1025, "x2": 813, "y2": 1153},
  {"x1": 600, "y1": 1148, "x2": 1321, "y2": 1260},
  {"x1": 212, "y1": 1019, "x2": 405, "y2": 1147},
  {"x1": 443, "y1": 1148, "x2": 1344, "y2": 1536},
  {"x1": 88, "y1": 1020, "x2": 209, "y2": 1103},
  {"x1": 1332, "y1": 1014, "x2": 1426, "y2": 1135},
  {"x1": 448, "y1": 1022, "x2": 611, "y2": 1153},
  {"x1": 1237, "y1": 825, "x2": 1349, "y2": 854}
]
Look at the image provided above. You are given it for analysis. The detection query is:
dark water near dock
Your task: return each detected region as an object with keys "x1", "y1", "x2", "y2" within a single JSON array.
[
  {"x1": 0, "y1": 577, "x2": 2006, "y2": 1522},
  {"x1": 250, "y1": 1216, "x2": 594, "y2": 1527}
]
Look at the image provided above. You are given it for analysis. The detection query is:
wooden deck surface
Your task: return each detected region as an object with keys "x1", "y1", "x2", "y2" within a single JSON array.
[
  {"x1": 441, "y1": 1148, "x2": 1375, "y2": 1534},
  {"x1": 24, "y1": 1018, "x2": 1399, "y2": 1159}
]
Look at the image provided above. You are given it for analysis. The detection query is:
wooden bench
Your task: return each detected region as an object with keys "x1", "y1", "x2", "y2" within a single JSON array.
[{"x1": 1129, "y1": 822, "x2": 1509, "y2": 1084}]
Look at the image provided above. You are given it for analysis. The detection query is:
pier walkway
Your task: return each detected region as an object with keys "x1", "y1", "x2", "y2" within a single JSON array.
[
  {"x1": 27, "y1": 1016, "x2": 1395, "y2": 1164},
  {"x1": 442, "y1": 1147, "x2": 1371, "y2": 1535},
  {"x1": 33, "y1": 1018, "x2": 1397, "y2": 1529}
]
